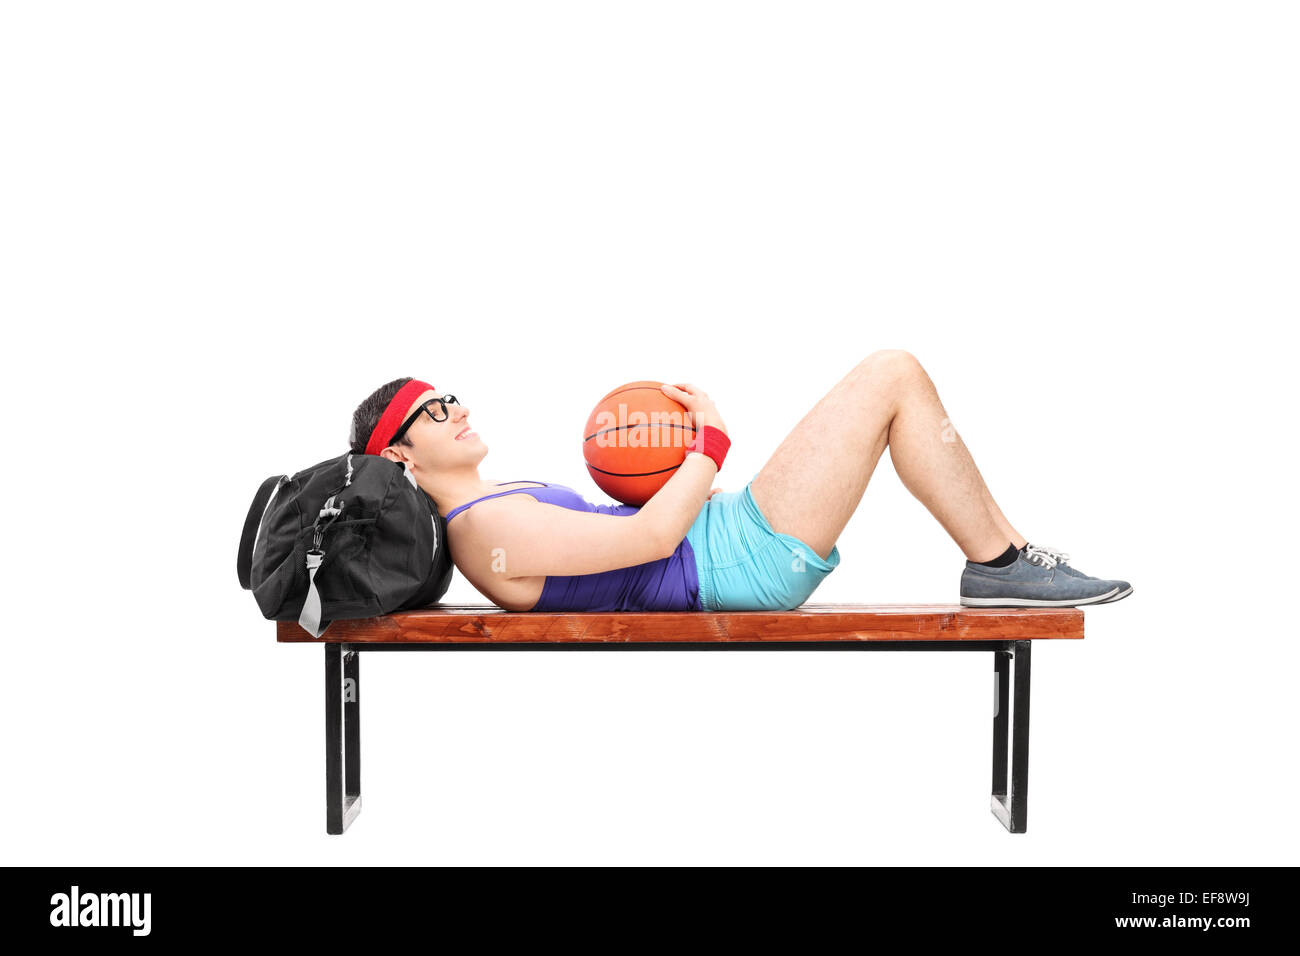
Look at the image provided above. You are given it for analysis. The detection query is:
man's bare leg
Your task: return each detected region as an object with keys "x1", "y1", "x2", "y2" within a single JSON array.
[{"x1": 749, "y1": 349, "x2": 1024, "y2": 562}]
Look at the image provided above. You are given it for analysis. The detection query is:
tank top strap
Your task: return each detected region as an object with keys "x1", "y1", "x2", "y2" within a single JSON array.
[{"x1": 444, "y1": 482, "x2": 552, "y2": 522}]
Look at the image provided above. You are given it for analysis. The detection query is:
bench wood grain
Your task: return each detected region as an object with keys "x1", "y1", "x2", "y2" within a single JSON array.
[{"x1": 277, "y1": 603, "x2": 1084, "y2": 644}]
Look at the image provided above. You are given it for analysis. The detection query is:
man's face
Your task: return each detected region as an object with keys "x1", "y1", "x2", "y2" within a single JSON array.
[{"x1": 382, "y1": 389, "x2": 486, "y2": 473}]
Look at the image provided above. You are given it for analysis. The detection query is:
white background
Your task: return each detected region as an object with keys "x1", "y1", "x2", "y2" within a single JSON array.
[{"x1": 2, "y1": 1, "x2": 1296, "y2": 865}]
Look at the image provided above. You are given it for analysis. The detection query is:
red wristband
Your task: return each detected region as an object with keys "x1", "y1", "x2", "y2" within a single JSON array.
[{"x1": 685, "y1": 425, "x2": 730, "y2": 472}]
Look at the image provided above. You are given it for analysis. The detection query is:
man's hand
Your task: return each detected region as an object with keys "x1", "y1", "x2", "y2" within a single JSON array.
[{"x1": 660, "y1": 382, "x2": 728, "y2": 436}]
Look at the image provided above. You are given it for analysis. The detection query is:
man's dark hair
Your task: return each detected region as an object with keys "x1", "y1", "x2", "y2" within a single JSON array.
[{"x1": 350, "y1": 377, "x2": 416, "y2": 454}]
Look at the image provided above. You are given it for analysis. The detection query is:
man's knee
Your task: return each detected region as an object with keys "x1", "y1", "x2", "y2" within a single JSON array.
[{"x1": 858, "y1": 348, "x2": 925, "y2": 380}]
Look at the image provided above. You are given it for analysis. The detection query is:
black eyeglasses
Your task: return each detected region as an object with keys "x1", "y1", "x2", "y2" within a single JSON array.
[{"x1": 388, "y1": 395, "x2": 459, "y2": 446}]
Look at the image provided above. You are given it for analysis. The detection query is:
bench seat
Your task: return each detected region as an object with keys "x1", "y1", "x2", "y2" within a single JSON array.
[{"x1": 277, "y1": 603, "x2": 1084, "y2": 644}]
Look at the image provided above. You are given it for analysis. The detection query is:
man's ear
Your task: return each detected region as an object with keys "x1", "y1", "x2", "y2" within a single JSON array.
[{"x1": 379, "y1": 447, "x2": 407, "y2": 465}]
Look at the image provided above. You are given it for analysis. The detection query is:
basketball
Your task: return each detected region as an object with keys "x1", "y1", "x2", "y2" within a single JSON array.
[{"x1": 583, "y1": 380, "x2": 696, "y2": 506}]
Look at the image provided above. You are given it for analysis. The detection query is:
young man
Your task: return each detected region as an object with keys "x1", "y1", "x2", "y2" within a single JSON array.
[{"x1": 349, "y1": 353, "x2": 1131, "y2": 612}]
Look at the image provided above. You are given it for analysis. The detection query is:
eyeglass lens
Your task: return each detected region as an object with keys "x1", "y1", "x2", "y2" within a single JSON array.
[{"x1": 428, "y1": 395, "x2": 458, "y2": 421}]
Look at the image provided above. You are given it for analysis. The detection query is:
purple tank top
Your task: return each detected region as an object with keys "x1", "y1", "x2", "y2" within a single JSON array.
[{"x1": 445, "y1": 481, "x2": 701, "y2": 612}]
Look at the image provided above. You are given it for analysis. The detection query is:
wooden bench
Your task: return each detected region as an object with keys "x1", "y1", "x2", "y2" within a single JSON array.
[{"x1": 277, "y1": 603, "x2": 1084, "y2": 835}]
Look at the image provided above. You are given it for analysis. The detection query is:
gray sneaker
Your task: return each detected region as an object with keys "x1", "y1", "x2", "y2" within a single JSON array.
[
  {"x1": 1022, "y1": 543, "x2": 1133, "y2": 604},
  {"x1": 961, "y1": 549, "x2": 1123, "y2": 607}
]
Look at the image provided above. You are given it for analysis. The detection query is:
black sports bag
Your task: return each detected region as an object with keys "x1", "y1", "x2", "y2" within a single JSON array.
[{"x1": 237, "y1": 452, "x2": 453, "y2": 637}]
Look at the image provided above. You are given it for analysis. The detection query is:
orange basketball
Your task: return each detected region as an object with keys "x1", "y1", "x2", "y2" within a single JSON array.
[{"x1": 583, "y1": 380, "x2": 696, "y2": 506}]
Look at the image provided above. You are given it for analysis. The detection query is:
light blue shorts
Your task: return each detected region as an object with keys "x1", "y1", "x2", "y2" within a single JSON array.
[{"x1": 685, "y1": 473, "x2": 841, "y2": 611}]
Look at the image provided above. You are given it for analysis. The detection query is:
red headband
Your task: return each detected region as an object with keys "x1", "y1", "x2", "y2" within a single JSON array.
[{"x1": 364, "y1": 379, "x2": 437, "y2": 456}]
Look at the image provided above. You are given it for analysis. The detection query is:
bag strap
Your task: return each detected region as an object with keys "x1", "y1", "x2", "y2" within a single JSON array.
[
  {"x1": 299, "y1": 552, "x2": 328, "y2": 638},
  {"x1": 298, "y1": 494, "x2": 344, "y2": 638},
  {"x1": 237, "y1": 474, "x2": 286, "y2": 590}
]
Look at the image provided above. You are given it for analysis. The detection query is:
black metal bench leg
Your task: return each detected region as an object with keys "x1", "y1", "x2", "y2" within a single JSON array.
[
  {"x1": 991, "y1": 647, "x2": 1009, "y2": 804},
  {"x1": 345, "y1": 648, "x2": 361, "y2": 809},
  {"x1": 990, "y1": 640, "x2": 1031, "y2": 833},
  {"x1": 326, "y1": 643, "x2": 363, "y2": 834}
]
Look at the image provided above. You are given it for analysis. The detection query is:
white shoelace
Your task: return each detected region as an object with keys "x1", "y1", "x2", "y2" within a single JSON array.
[{"x1": 1023, "y1": 543, "x2": 1071, "y2": 569}]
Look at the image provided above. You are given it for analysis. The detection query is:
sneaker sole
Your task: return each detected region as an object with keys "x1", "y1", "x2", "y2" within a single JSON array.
[
  {"x1": 960, "y1": 586, "x2": 1121, "y2": 608},
  {"x1": 1096, "y1": 585, "x2": 1133, "y2": 604}
]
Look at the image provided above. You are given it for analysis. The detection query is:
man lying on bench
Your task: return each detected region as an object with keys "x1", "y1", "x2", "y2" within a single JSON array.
[{"x1": 348, "y1": 354, "x2": 1132, "y2": 613}]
